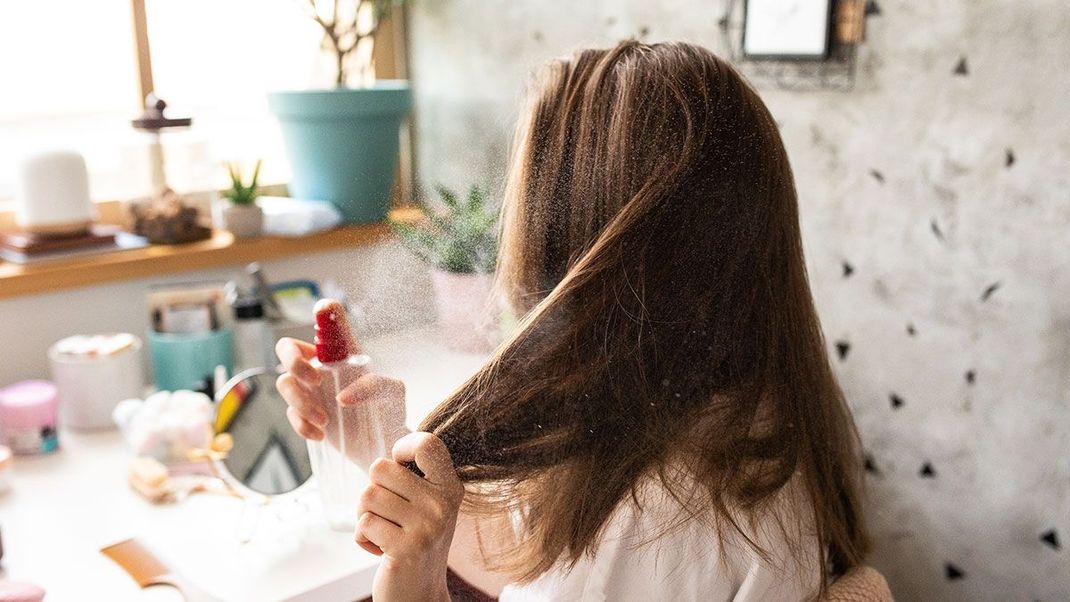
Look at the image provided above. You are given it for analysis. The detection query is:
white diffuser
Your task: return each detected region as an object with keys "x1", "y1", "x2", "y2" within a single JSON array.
[{"x1": 15, "y1": 150, "x2": 95, "y2": 236}]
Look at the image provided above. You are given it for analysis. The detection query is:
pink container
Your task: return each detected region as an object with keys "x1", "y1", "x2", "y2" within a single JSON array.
[
  {"x1": 0, "y1": 381, "x2": 60, "y2": 455},
  {"x1": 429, "y1": 270, "x2": 497, "y2": 353},
  {"x1": 0, "y1": 580, "x2": 46, "y2": 602}
]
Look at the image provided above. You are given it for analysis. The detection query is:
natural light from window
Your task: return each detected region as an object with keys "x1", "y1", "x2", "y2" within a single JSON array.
[
  {"x1": 0, "y1": 0, "x2": 145, "y2": 205},
  {"x1": 0, "y1": 0, "x2": 332, "y2": 207}
]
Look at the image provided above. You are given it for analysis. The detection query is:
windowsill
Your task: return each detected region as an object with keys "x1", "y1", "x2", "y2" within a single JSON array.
[
  {"x1": 0, "y1": 207, "x2": 420, "y2": 300},
  {"x1": 0, "y1": 183, "x2": 291, "y2": 228}
]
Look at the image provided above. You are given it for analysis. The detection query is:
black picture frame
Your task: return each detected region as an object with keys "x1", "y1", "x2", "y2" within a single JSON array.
[{"x1": 741, "y1": 0, "x2": 835, "y2": 61}]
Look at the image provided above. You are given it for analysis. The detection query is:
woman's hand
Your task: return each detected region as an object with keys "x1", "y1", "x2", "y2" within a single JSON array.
[
  {"x1": 357, "y1": 432, "x2": 463, "y2": 602},
  {"x1": 274, "y1": 337, "x2": 408, "y2": 442}
]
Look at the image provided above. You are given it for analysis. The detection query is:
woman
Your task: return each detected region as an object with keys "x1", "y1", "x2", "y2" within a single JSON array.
[{"x1": 277, "y1": 40, "x2": 869, "y2": 601}]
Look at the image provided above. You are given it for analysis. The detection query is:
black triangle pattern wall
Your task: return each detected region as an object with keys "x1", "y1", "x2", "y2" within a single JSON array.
[{"x1": 814, "y1": 1, "x2": 1069, "y2": 598}]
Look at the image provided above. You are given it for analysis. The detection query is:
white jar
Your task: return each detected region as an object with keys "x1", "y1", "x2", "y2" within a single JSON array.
[
  {"x1": 0, "y1": 445, "x2": 12, "y2": 494},
  {"x1": 49, "y1": 334, "x2": 144, "y2": 430}
]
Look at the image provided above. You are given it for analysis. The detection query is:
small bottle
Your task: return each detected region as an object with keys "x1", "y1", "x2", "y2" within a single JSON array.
[
  {"x1": 309, "y1": 299, "x2": 398, "y2": 531},
  {"x1": 232, "y1": 298, "x2": 274, "y2": 373}
]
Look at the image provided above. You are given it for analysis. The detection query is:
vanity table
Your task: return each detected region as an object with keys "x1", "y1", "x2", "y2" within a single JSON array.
[{"x1": 0, "y1": 327, "x2": 487, "y2": 601}]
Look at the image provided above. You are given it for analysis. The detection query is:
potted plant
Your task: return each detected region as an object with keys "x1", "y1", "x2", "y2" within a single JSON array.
[
  {"x1": 220, "y1": 161, "x2": 264, "y2": 239},
  {"x1": 268, "y1": 0, "x2": 412, "y2": 224},
  {"x1": 391, "y1": 185, "x2": 499, "y2": 353}
]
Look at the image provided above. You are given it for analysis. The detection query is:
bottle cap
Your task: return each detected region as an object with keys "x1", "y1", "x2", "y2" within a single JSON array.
[
  {"x1": 233, "y1": 298, "x2": 264, "y2": 320},
  {"x1": 314, "y1": 299, "x2": 355, "y2": 363}
]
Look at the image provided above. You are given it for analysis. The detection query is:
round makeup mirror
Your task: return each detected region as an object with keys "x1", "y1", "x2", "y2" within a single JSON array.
[{"x1": 213, "y1": 367, "x2": 312, "y2": 498}]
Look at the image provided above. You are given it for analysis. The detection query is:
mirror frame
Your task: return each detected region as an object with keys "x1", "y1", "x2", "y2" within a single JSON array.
[{"x1": 214, "y1": 366, "x2": 315, "y2": 501}]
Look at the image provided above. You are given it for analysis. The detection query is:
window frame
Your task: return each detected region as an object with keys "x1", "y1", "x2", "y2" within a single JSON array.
[{"x1": 0, "y1": 1, "x2": 410, "y2": 218}]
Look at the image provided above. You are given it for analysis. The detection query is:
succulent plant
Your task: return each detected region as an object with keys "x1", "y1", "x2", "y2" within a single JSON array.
[
  {"x1": 391, "y1": 185, "x2": 498, "y2": 274},
  {"x1": 223, "y1": 160, "x2": 262, "y2": 207}
]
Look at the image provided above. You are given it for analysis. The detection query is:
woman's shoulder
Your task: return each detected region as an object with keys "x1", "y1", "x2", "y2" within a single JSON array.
[{"x1": 500, "y1": 471, "x2": 821, "y2": 602}]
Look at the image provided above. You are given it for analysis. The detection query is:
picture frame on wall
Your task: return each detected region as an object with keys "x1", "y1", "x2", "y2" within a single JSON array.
[{"x1": 742, "y1": 0, "x2": 834, "y2": 60}]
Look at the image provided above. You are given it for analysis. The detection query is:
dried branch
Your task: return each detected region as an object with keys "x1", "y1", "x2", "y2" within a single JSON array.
[
  {"x1": 299, "y1": 0, "x2": 391, "y2": 86},
  {"x1": 304, "y1": 0, "x2": 332, "y2": 34}
]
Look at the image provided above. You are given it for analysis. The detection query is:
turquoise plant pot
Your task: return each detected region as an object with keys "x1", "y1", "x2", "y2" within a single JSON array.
[{"x1": 268, "y1": 82, "x2": 412, "y2": 224}]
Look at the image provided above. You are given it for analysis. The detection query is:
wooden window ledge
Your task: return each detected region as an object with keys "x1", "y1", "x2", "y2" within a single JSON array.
[{"x1": 0, "y1": 208, "x2": 419, "y2": 300}]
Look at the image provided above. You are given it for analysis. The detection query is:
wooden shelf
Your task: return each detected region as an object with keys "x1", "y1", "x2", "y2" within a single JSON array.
[{"x1": 0, "y1": 208, "x2": 419, "y2": 300}]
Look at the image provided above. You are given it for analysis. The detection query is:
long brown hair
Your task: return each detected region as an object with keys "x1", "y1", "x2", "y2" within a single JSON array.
[{"x1": 420, "y1": 40, "x2": 868, "y2": 592}]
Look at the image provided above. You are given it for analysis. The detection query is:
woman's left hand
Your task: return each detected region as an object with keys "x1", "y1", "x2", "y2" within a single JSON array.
[{"x1": 357, "y1": 432, "x2": 464, "y2": 602}]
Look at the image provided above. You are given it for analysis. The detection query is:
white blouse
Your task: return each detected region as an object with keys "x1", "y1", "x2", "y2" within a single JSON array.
[{"x1": 498, "y1": 478, "x2": 821, "y2": 602}]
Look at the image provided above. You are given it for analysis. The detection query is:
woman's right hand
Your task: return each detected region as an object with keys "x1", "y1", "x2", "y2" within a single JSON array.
[{"x1": 274, "y1": 337, "x2": 409, "y2": 442}]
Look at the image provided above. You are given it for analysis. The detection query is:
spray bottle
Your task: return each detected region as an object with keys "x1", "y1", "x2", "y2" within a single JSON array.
[{"x1": 309, "y1": 299, "x2": 397, "y2": 531}]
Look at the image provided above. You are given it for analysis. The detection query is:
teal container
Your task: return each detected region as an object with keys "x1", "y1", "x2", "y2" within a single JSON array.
[
  {"x1": 148, "y1": 329, "x2": 234, "y2": 392},
  {"x1": 267, "y1": 83, "x2": 412, "y2": 224}
]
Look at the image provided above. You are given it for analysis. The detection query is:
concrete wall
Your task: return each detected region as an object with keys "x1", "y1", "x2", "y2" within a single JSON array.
[
  {"x1": 0, "y1": 242, "x2": 435, "y2": 386},
  {"x1": 407, "y1": 1, "x2": 1070, "y2": 599}
]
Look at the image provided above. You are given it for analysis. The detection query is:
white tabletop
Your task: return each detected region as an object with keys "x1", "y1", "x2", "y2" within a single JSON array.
[{"x1": 0, "y1": 327, "x2": 487, "y2": 601}]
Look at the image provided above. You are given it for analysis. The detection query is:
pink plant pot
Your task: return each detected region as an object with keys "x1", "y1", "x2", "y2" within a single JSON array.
[{"x1": 429, "y1": 270, "x2": 497, "y2": 353}]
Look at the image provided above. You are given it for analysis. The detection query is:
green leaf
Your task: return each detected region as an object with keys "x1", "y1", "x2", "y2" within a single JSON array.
[
  {"x1": 435, "y1": 184, "x2": 460, "y2": 209},
  {"x1": 466, "y1": 185, "x2": 486, "y2": 212},
  {"x1": 250, "y1": 159, "x2": 262, "y2": 189},
  {"x1": 415, "y1": 195, "x2": 458, "y2": 238},
  {"x1": 390, "y1": 220, "x2": 436, "y2": 263}
]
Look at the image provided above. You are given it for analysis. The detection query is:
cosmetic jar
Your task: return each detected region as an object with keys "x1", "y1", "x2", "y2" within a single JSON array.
[
  {"x1": 0, "y1": 580, "x2": 46, "y2": 602},
  {"x1": 0, "y1": 446, "x2": 12, "y2": 494},
  {"x1": 49, "y1": 333, "x2": 144, "y2": 430},
  {"x1": 0, "y1": 381, "x2": 59, "y2": 455}
]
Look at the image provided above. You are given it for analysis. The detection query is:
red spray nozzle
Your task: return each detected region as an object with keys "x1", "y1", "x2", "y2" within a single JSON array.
[{"x1": 314, "y1": 299, "x2": 356, "y2": 363}]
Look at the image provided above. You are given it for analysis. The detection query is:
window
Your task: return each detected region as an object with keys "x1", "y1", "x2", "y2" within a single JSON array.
[
  {"x1": 0, "y1": 0, "x2": 336, "y2": 207},
  {"x1": 144, "y1": 0, "x2": 330, "y2": 193},
  {"x1": 0, "y1": 0, "x2": 148, "y2": 204}
]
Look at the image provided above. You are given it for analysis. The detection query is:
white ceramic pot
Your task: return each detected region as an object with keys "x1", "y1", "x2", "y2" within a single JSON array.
[
  {"x1": 221, "y1": 203, "x2": 263, "y2": 239},
  {"x1": 48, "y1": 334, "x2": 144, "y2": 430},
  {"x1": 429, "y1": 270, "x2": 497, "y2": 353}
]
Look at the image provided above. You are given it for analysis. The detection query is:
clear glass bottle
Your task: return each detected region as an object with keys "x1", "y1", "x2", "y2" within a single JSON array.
[{"x1": 308, "y1": 300, "x2": 394, "y2": 531}]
